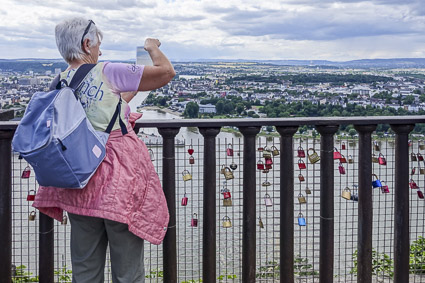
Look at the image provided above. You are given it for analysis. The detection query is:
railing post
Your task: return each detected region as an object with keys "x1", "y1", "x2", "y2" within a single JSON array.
[
  {"x1": 158, "y1": 127, "x2": 180, "y2": 283},
  {"x1": 39, "y1": 213, "x2": 54, "y2": 283},
  {"x1": 276, "y1": 126, "x2": 298, "y2": 283},
  {"x1": 0, "y1": 130, "x2": 13, "y2": 283},
  {"x1": 390, "y1": 124, "x2": 414, "y2": 283},
  {"x1": 354, "y1": 124, "x2": 377, "y2": 283},
  {"x1": 199, "y1": 127, "x2": 221, "y2": 283},
  {"x1": 315, "y1": 125, "x2": 339, "y2": 283},
  {"x1": 239, "y1": 126, "x2": 261, "y2": 283}
]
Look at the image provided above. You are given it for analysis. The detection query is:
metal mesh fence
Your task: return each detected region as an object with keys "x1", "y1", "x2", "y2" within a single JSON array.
[{"x1": 10, "y1": 129, "x2": 425, "y2": 282}]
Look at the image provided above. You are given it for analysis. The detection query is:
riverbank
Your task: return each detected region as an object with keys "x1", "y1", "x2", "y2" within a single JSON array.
[{"x1": 138, "y1": 106, "x2": 182, "y2": 117}]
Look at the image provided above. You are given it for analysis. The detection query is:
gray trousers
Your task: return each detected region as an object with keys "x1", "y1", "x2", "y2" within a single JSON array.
[{"x1": 68, "y1": 213, "x2": 145, "y2": 283}]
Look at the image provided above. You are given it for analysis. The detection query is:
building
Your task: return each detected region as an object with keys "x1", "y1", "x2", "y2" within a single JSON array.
[{"x1": 199, "y1": 104, "x2": 216, "y2": 114}]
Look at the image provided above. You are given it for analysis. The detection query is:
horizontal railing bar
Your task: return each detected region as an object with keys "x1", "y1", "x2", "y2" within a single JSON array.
[{"x1": 2, "y1": 115, "x2": 425, "y2": 130}]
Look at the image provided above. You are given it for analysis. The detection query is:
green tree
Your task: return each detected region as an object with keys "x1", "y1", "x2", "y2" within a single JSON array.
[
  {"x1": 216, "y1": 100, "x2": 225, "y2": 114},
  {"x1": 184, "y1": 102, "x2": 199, "y2": 118}
]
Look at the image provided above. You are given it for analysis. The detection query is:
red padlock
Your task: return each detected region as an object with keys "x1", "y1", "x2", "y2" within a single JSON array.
[
  {"x1": 418, "y1": 153, "x2": 424, "y2": 161},
  {"x1": 378, "y1": 153, "x2": 387, "y2": 166},
  {"x1": 298, "y1": 159, "x2": 306, "y2": 170},
  {"x1": 333, "y1": 148, "x2": 342, "y2": 160},
  {"x1": 257, "y1": 160, "x2": 265, "y2": 170},
  {"x1": 381, "y1": 185, "x2": 390, "y2": 194},
  {"x1": 223, "y1": 191, "x2": 231, "y2": 199},
  {"x1": 418, "y1": 190, "x2": 424, "y2": 199},
  {"x1": 21, "y1": 166, "x2": 31, "y2": 179},
  {"x1": 265, "y1": 163, "x2": 272, "y2": 170},
  {"x1": 410, "y1": 179, "x2": 419, "y2": 189},
  {"x1": 411, "y1": 167, "x2": 416, "y2": 175},
  {"x1": 188, "y1": 145, "x2": 194, "y2": 155},
  {"x1": 298, "y1": 174, "x2": 305, "y2": 182},
  {"x1": 191, "y1": 213, "x2": 198, "y2": 227},
  {"x1": 297, "y1": 146, "x2": 305, "y2": 158},
  {"x1": 227, "y1": 144, "x2": 234, "y2": 156},
  {"x1": 339, "y1": 163, "x2": 346, "y2": 174},
  {"x1": 189, "y1": 156, "x2": 195, "y2": 165},
  {"x1": 26, "y1": 190, "x2": 36, "y2": 201},
  {"x1": 257, "y1": 147, "x2": 264, "y2": 152},
  {"x1": 339, "y1": 154, "x2": 347, "y2": 163},
  {"x1": 341, "y1": 142, "x2": 346, "y2": 150},
  {"x1": 265, "y1": 158, "x2": 273, "y2": 165},
  {"x1": 181, "y1": 194, "x2": 188, "y2": 206}
]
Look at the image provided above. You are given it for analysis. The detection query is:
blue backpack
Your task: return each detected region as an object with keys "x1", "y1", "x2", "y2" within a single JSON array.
[{"x1": 12, "y1": 64, "x2": 127, "y2": 189}]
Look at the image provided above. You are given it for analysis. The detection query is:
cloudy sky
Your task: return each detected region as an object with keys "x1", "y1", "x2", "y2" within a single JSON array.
[{"x1": 1, "y1": 0, "x2": 424, "y2": 61}]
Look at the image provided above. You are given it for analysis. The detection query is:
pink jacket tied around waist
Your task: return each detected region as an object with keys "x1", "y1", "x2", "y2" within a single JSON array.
[{"x1": 33, "y1": 113, "x2": 169, "y2": 245}]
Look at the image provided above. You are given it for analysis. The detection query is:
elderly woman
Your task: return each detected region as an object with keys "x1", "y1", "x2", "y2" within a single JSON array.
[{"x1": 33, "y1": 17, "x2": 174, "y2": 282}]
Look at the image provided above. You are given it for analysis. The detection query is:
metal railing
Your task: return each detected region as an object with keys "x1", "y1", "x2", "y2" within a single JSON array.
[{"x1": 1, "y1": 116, "x2": 425, "y2": 283}]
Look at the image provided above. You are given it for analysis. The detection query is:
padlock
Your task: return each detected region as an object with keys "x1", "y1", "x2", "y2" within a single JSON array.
[
  {"x1": 342, "y1": 187, "x2": 351, "y2": 200},
  {"x1": 220, "y1": 164, "x2": 226, "y2": 174},
  {"x1": 411, "y1": 152, "x2": 418, "y2": 162},
  {"x1": 223, "y1": 198, "x2": 232, "y2": 206},
  {"x1": 191, "y1": 213, "x2": 198, "y2": 227},
  {"x1": 182, "y1": 170, "x2": 192, "y2": 181},
  {"x1": 271, "y1": 146, "x2": 279, "y2": 156},
  {"x1": 148, "y1": 149, "x2": 155, "y2": 161},
  {"x1": 410, "y1": 179, "x2": 419, "y2": 189},
  {"x1": 333, "y1": 148, "x2": 342, "y2": 160},
  {"x1": 188, "y1": 145, "x2": 194, "y2": 155},
  {"x1": 265, "y1": 158, "x2": 273, "y2": 165},
  {"x1": 61, "y1": 215, "x2": 68, "y2": 225},
  {"x1": 418, "y1": 190, "x2": 424, "y2": 199},
  {"x1": 350, "y1": 194, "x2": 359, "y2": 202},
  {"x1": 181, "y1": 193, "x2": 188, "y2": 206},
  {"x1": 257, "y1": 160, "x2": 265, "y2": 170},
  {"x1": 420, "y1": 166, "x2": 425, "y2": 175},
  {"x1": 409, "y1": 140, "x2": 413, "y2": 147},
  {"x1": 378, "y1": 153, "x2": 386, "y2": 165},
  {"x1": 258, "y1": 217, "x2": 264, "y2": 229},
  {"x1": 263, "y1": 147, "x2": 272, "y2": 158},
  {"x1": 381, "y1": 183, "x2": 390, "y2": 194},
  {"x1": 372, "y1": 154, "x2": 379, "y2": 163},
  {"x1": 264, "y1": 193, "x2": 273, "y2": 207},
  {"x1": 262, "y1": 169, "x2": 270, "y2": 174},
  {"x1": 26, "y1": 190, "x2": 36, "y2": 201},
  {"x1": 372, "y1": 174, "x2": 382, "y2": 188},
  {"x1": 348, "y1": 155, "x2": 354, "y2": 164},
  {"x1": 28, "y1": 211, "x2": 36, "y2": 221},
  {"x1": 257, "y1": 146, "x2": 264, "y2": 152},
  {"x1": 418, "y1": 153, "x2": 424, "y2": 162},
  {"x1": 339, "y1": 154, "x2": 347, "y2": 163},
  {"x1": 298, "y1": 159, "x2": 306, "y2": 170},
  {"x1": 224, "y1": 167, "x2": 234, "y2": 180},
  {"x1": 374, "y1": 141, "x2": 380, "y2": 151},
  {"x1": 298, "y1": 213, "x2": 306, "y2": 226},
  {"x1": 223, "y1": 190, "x2": 231, "y2": 199},
  {"x1": 222, "y1": 216, "x2": 232, "y2": 228},
  {"x1": 308, "y1": 148, "x2": 320, "y2": 164},
  {"x1": 297, "y1": 146, "x2": 306, "y2": 158},
  {"x1": 21, "y1": 166, "x2": 31, "y2": 179},
  {"x1": 189, "y1": 156, "x2": 195, "y2": 165},
  {"x1": 411, "y1": 167, "x2": 416, "y2": 175},
  {"x1": 419, "y1": 140, "x2": 425, "y2": 150},
  {"x1": 298, "y1": 193, "x2": 307, "y2": 204},
  {"x1": 298, "y1": 174, "x2": 305, "y2": 182},
  {"x1": 305, "y1": 187, "x2": 311, "y2": 194},
  {"x1": 265, "y1": 163, "x2": 273, "y2": 170},
  {"x1": 341, "y1": 142, "x2": 346, "y2": 150},
  {"x1": 338, "y1": 163, "x2": 346, "y2": 175},
  {"x1": 230, "y1": 162, "x2": 237, "y2": 170},
  {"x1": 262, "y1": 180, "x2": 272, "y2": 187},
  {"x1": 227, "y1": 144, "x2": 234, "y2": 156}
]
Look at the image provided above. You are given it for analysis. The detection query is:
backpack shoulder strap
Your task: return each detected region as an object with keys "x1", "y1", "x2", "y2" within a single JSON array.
[{"x1": 69, "y1": 64, "x2": 96, "y2": 90}]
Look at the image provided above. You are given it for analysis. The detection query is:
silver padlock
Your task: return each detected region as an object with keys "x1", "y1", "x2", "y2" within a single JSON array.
[{"x1": 264, "y1": 193, "x2": 273, "y2": 207}]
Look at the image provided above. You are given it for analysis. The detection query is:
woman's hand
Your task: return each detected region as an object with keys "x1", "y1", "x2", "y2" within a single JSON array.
[{"x1": 144, "y1": 38, "x2": 161, "y2": 52}]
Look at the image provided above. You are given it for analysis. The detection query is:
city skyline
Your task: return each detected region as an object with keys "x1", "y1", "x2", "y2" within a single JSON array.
[{"x1": 1, "y1": 0, "x2": 425, "y2": 62}]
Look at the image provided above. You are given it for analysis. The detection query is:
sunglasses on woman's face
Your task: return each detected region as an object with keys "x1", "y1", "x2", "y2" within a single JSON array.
[{"x1": 81, "y1": 20, "x2": 95, "y2": 46}]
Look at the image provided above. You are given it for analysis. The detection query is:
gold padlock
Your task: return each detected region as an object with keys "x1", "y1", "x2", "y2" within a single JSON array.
[
  {"x1": 28, "y1": 211, "x2": 36, "y2": 221},
  {"x1": 258, "y1": 217, "x2": 264, "y2": 229},
  {"x1": 372, "y1": 154, "x2": 379, "y2": 163},
  {"x1": 224, "y1": 167, "x2": 234, "y2": 180},
  {"x1": 182, "y1": 170, "x2": 192, "y2": 181},
  {"x1": 411, "y1": 153, "x2": 418, "y2": 162},
  {"x1": 305, "y1": 187, "x2": 311, "y2": 194},
  {"x1": 271, "y1": 146, "x2": 279, "y2": 156},
  {"x1": 348, "y1": 155, "x2": 354, "y2": 164},
  {"x1": 419, "y1": 140, "x2": 425, "y2": 150},
  {"x1": 374, "y1": 141, "x2": 380, "y2": 151},
  {"x1": 220, "y1": 164, "x2": 226, "y2": 174},
  {"x1": 342, "y1": 187, "x2": 351, "y2": 200},
  {"x1": 223, "y1": 198, "x2": 232, "y2": 206},
  {"x1": 263, "y1": 146, "x2": 272, "y2": 158},
  {"x1": 420, "y1": 167, "x2": 425, "y2": 175},
  {"x1": 308, "y1": 148, "x2": 320, "y2": 164},
  {"x1": 298, "y1": 193, "x2": 307, "y2": 204},
  {"x1": 222, "y1": 216, "x2": 232, "y2": 228},
  {"x1": 61, "y1": 215, "x2": 68, "y2": 225}
]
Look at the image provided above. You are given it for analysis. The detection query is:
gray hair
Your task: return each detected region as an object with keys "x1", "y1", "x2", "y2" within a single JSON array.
[{"x1": 55, "y1": 17, "x2": 103, "y2": 63}]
